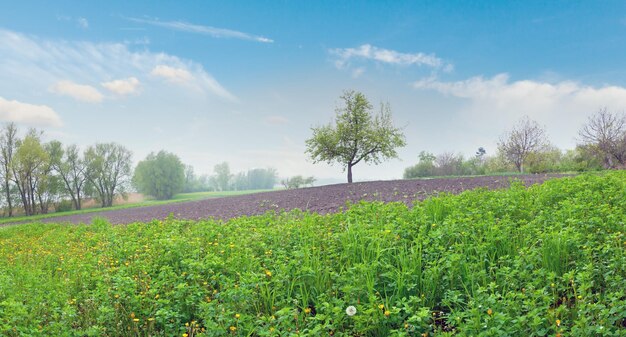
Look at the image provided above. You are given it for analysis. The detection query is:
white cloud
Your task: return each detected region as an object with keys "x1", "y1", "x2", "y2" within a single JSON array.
[
  {"x1": 150, "y1": 65, "x2": 236, "y2": 100},
  {"x1": 331, "y1": 44, "x2": 451, "y2": 70},
  {"x1": 150, "y1": 65, "x2": 192, "y2": 84},
  {"x1": 0, "y1": 96, "x2": 63, "y2": 127},
  {"x1": 412, "y1": 73, "x2": 626, "y2": 148},
  {"x1": 49, "y1": 80, "x2": 103, "y2": 103},
  {"x1": 0, "y1": 29, "x2": 235, "y2": 101},
  {"x1": 101, "y1": 77, "x2": 140, "y2": 95},
  {"x1": 77, "y1": 17, "x2": 89, "y2": 29},
  {"x1": 128, "y1": 17, "x2": 273, "y2": 43}
]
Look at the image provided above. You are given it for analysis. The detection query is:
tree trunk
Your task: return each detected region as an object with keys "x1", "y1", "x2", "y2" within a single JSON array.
[
  {"x1": 347, "y1": 164, "x2": 353, "y2": 183},
  {"x1": 38, "y1": 193, "x2": 47, "y2": 214},
  {"x1": 4, "y1": 180, "x2": 12, "y2": 217}
]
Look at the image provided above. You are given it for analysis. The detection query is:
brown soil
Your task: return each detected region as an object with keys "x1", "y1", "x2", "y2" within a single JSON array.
[{"x1": 5, "y1": 174, "x2": 567, "y2": 226}]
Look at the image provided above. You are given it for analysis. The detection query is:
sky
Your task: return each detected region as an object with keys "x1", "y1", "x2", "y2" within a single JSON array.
[{"x1": 1, "y1": 1, "x2": 626, "y2": 183}]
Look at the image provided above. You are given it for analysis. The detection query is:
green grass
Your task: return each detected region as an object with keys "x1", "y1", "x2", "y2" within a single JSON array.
[
  {"x1": 0, "y1": 173, "x2": 625, "y2": 336},
  {"x1": 0, "y1": 189, "x2": 274, "y2": 225}
]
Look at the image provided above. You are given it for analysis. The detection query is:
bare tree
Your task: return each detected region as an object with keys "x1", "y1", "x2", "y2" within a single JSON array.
[
  {"x1": 498, "y1": 117, "x2": 548, "y2": 173},
  {"x1": 578, "y1": 108, "x2": 626, "y2": 168},
  {"x1": 435, "y1": 152, "x2": 463, "y2": 176}
]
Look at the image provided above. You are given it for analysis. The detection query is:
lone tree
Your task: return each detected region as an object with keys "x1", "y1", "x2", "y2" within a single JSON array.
[
  {"x1": 498, "y1": 116, "x2": 548, "y2": 173},
  {"x1": 133, "y1": 150, "x2": 186, "y2": 200},
  {"x1": 306, "y1": 90, "x2": 406, "y2": 183},
  {"x1": 578, "y1": 108, "x2": 626, "y2": 168}
]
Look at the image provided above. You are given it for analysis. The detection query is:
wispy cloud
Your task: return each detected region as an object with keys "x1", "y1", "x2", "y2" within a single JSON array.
[
  {"x1": 0, "y1": 29, "x2": 236, "y2": 101},
  {"x1": 330, "y1": 44, "x2": 452, "y2": 71},
  {"x1": 101, "y1": 77, "x2": 140, "y2": 95},
  {"x1": 413, "y1": 73, "x2": 626, "y2": 148},
  {"x1": 57, "y1": 15, "x2": 89, "y2": 29},
  {"x1": 150, "y1": 65, "x2": 192, "y2": 84},
  {"x1": 77, "y1": 17, "x2": 89, "y2": 29},
  {"x1": 0, "y1": 96, "x2": 63, "y2": 127},
  {"x1": 150, "y1": 65, "x2": 236, "y2": 100},
  {"x1": 412, "y1": 73, "x2": 626, "y2": 108},
  {"x1": 128, "y1": 17, "x2": 273, "y2": 43},
  {"x1": 50, "y1": 80, "x2": 103, "y2": 103}
]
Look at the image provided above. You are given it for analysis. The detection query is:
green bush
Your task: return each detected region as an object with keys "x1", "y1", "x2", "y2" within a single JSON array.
[{"x1": 54, "y1": 199, "x2": 73, "y2": 213}]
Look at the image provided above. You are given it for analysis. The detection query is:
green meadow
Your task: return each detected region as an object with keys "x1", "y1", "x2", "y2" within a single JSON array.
[{"x1": 0, "y1": 173, "x2": 624, "y2": 336}]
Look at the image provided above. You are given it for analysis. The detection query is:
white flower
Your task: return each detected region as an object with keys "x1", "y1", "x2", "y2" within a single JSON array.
[{"x1": 345, "y1": 305, "x2": 357, "y2": 316}]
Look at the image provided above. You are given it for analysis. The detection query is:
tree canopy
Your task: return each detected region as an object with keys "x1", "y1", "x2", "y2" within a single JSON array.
[
  {"x1": 133, "y1": 150, "x2": 185, "y2": 200},
  {"x1": 305, "y1": 90, "x2": 406, "y2": 183},
  {"x1": 84, "y1": 143, "x2": 132, "y2": 207}
]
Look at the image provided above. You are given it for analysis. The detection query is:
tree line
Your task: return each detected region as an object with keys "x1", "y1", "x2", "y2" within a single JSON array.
[
  {"x1": 0, "y1": 123, "x2": 285, "y2": 218},
  {"x1": 0, "y1": 123, "x2": 132, "y2": 216},
  {"x1": 404, "y1": 109, "x2": 626, "y2": 178}
]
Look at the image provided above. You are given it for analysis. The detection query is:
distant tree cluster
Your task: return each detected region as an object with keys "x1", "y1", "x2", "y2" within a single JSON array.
[
  {"x1": 403, "y1": 110, "x2": 620, "y2": 179},
  {"x1": 232, "y1": 168, "x2": 278, "y2": 191},
  {"x1": 208, "y1": 162, "x2": 278, "y2": 191},
  {"x1": 281, "y1": 175, "x2": 316, "y2": 189},
  {"x1": 0, "y1": 123, "x2": 132, "y2": 217},
  {"x1": 182, "y1": 165, "x2": 212, "y2": 193}
]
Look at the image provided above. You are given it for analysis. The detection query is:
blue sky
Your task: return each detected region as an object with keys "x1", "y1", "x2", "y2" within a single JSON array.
[{"x1": 1, "y1": 1, "x2": 626, "y2": 181}]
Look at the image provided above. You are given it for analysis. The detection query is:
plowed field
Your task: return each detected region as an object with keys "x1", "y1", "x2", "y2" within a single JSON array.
[{"x1": 7, "y1": 174, "x2": 568, "y2": 225}]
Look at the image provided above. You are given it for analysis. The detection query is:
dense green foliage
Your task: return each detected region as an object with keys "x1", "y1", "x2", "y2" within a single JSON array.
[
  {"x1": 306, "y1": 90, "x2": 406, "y2": 183},
  {"x1": 133, "y1": 151, "x2": 186, "y2": 200},
  {"x1": 1, "y1": 172, "x2": 625, "y2": 336}
]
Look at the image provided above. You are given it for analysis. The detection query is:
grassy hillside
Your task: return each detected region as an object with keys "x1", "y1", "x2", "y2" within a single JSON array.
[{"x1": 0, "y1": 173, "x2": 624, "y2": 336}]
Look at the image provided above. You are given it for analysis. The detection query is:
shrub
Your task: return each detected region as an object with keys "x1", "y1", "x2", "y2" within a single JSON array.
[{"x1": 55, "y1": 199, "x2": 73, "y2": 213}]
